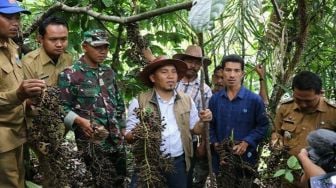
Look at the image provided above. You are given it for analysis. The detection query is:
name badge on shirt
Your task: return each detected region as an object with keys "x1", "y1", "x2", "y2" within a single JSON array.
[{"x1": 15, "y1": 55, "x2": 21, "y2": 65}]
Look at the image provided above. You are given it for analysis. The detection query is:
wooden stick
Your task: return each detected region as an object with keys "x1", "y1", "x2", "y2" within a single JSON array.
[{"x1": 200, "y1": 57, "x2": 215, "y2": 187}]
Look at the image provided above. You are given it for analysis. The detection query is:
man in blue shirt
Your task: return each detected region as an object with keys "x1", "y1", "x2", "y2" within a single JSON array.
[{"x1": 209, "y1": 54, "x2": 268, "y2": 187}]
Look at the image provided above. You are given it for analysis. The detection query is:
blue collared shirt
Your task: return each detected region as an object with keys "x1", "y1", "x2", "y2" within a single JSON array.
[{"x1": 209, "y1": 86, "x2": 269, "y2": 166}]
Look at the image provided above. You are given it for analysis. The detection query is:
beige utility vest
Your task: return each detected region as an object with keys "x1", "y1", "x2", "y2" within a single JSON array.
[{"x1": 138, "y1": 90, "x2": 193, "y2": 171}]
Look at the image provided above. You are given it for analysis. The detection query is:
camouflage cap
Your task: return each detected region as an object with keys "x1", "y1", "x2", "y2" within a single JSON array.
[{"x1": 83, "y1": 29, "x2": 109, "y2": 47}]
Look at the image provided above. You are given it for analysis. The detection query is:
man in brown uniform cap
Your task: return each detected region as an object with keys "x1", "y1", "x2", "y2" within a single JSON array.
[{"x1": 0, "y1": 0, "x2": 45, "y2": 187}]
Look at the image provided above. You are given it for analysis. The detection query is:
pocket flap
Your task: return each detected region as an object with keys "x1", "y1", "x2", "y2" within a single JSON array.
[
  {"x1": 281, "y1": 122, "x2": 296, "y2": 132},
  {"x1": 77, "y1": 85, "x2": 97, "y2": 97},
  {"x1": 1, "y1": 63, "x2": 13, "y2": 74}
]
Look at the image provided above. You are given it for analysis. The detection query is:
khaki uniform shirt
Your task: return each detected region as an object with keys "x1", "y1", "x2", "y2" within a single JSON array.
[
  {"x1": 22, "y1": 47, "x2": 72, "y2": 86},
  {"x1": 0, "y1": 39, "x2": 26, "y2": 153},
  {"x1": 22, "y1": 47, "x2": 72, "y2": 133},
  {"x1": 274, "y1": 97, "x2": 336, "y2": 155}
]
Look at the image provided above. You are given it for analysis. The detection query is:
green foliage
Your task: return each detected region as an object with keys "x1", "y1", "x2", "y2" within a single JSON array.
[
  {"x1": 287, "y1": 155, "x2": 302, "y2": 170},
  {"x1": 20, "y1": 0, "x2": 336, "y2": 103},
  {"x1": 285, "y1": 171, "x2": 294, "y2": 183},
  {"x1": 19, "y1": 0, "x2": 336, "y2": 186},
  {"x1": 25, "y1": 181, "x2": 42, "y2": 188},
  {"x1": 102, "y1": 0, "x2": 113, "y2": 7},
  {"x1": 273, "y1": 169, "x2": 286, "y2": 177},
  {"x1": 229, "y1": 128, "x2": 235, "y2": 142},
  {"x1": 273, "y1": 155, "x2": 301, "y2": 183}
]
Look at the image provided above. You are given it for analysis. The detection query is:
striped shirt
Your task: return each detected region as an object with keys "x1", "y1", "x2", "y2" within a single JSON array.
[{"x1": 176, "y1": 78, "x2": 212, "y2": 112}]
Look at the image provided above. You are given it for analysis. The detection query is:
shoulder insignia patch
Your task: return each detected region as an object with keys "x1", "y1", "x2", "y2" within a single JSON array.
[
  {"x1": 324, "y1": 98, "x2": 336, "y2": 108},
  {"x1": 280, "y1": 97, "x2": 294, "y2": 104}
]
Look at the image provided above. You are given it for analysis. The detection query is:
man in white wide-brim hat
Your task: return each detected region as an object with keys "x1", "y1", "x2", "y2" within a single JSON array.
[{"x1": 174, "y1": 45, "x2": 212, "y2": 188}]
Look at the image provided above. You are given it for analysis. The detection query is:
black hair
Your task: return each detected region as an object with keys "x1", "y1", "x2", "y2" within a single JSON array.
[
  {"x1": 38, "y1": 16, "x2": 68, "y2": 37},
  {"x1": 292, "y1": 71, "x2": 322, "y2": 94},
  {"x1": 221, "y1": 54, "x2": 245, "y2": 71},
  {"x1": 213, "y1": 65, "x2": 223, "y2": 73}
]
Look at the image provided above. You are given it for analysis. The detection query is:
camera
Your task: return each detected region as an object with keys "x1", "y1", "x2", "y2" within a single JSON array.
[
  {"x1": 309, "y1": 171, "x2": 336, "y2": 188},
  {"x1": 306, "y1": 129, "x2": 336, "y2": 173}
]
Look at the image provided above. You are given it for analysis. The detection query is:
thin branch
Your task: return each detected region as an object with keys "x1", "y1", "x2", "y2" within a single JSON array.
[
  {"x1": 112, "y1": 24, "x2": 124, "y2": 68},
  {"x1": 283, "y1": 0, "x2": 308, "y2": 81},
  {"x1": 23, "y1": 3, "x2": 63, "y2": 37},
  {"x1": 62, "y1": 1, "x2": 192, "y2": 23},
  {"x1": 270, "y1": 0, "x2": 282, "y2": 21},
  {"x1": 24, "y1": 1, "x2": 192, "y2": 37}
]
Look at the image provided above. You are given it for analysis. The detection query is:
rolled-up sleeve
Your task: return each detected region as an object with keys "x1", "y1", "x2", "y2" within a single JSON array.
[
  {"x1": 189, "y1": 99, "x2": 200, "y2": 129},
  {"x1": 125, "y1": 98, "x2": 140, "y2": 134},
  {"x1": 57, "y1": 70, "x2": 78, "y2": 130}
]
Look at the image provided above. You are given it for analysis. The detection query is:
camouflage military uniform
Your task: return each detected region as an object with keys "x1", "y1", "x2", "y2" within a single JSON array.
[{"x1": 58, "y1": 56, "x2": 126, "y2": 187}]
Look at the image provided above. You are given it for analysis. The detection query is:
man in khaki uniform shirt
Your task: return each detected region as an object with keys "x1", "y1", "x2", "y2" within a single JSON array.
[
  {"x1": 0, "y1": 1, "x2": 45, "y2": 187},
  {"x1": 273, "y1": 71, "x2": 336, "y2": 187},
  {"x1": 274, "y1": 71, "x2": 336, "y2": 156},
  {"x1": 21, "y1": 16, "x2": 71, "y2": 187},
  {"x1": 22, "y1": 16, "x2": 72, "y2": 85}
]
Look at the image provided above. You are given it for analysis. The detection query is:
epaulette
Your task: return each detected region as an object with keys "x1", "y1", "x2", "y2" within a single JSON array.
[
  {"x1": 22, "y1": 49, "x2": 40, "y2": 63},
  {"x1": 324, "y1": 98, "x2": 336, "y2": 108},
  {"x1": 280, "y1": 97, "x2": 294, "y2": 104}
]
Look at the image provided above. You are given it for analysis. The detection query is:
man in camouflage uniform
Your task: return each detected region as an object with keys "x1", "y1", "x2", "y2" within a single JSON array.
[
  {"x1": 273, "y1": 71, "x2": 336, "y2": 187},
  {"x1": 58, "y1": 29, "x2": 126, "y2": 187}
]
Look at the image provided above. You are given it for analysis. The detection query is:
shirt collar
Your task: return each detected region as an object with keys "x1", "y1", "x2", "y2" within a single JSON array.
[
  {"x1": 180, "y1": 78, "x2": 200, "y2": 86},
  {"x1": 0, "y1": 40, "x2": 9, "y2": 48},
  {"x1": 293, "y1": 97, "x2": 328, "y2": 112},
  {"x1": 0, "y1": 39, "x2": 19, "y2": 59},
  {"x1": 156, "y1": 91, "x2": 177, "y2": 104},
  {"x1": 79, "y1": 55, "x2": 109, "y2": 70},
  {"x1": 40, "y1": 48, "x2": 67, "y2": 65},
  {"x1": 0, "y1": 39, "x2": 18, "y2": 49},
  {"x1": 221, "y1": 86, "x2": 246, "y2": 99},
  {"x1": 149, "y1": 89, "x2": 180, "y2": 104}
]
